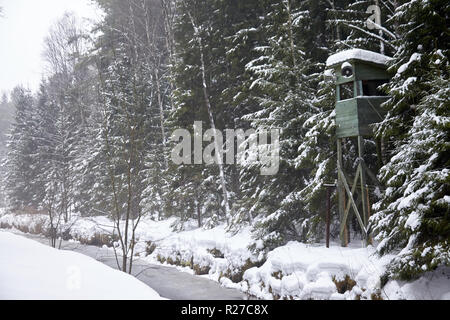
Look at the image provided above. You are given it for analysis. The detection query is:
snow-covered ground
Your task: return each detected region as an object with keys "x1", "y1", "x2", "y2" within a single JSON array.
[
  {"x1": 141, "y1": 222, "x2": 450, "y2": 300},
  {"x1": 0, "y1": 231, "x2": 164, "y2": 300},
  {"x1": 1, "y1": 212, "x2": 449, "y2": 300}
]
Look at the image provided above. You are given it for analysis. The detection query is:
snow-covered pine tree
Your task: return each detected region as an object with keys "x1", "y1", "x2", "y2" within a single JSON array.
[
  {"x1": 138, "y1": 0, "x2": 173, "y2": 222},
  {"x1": 328, "y1": 0, "x2": 398, "y2": 55},
  {"x1": 166, "y1": 0, "x2": 248, "y2": 227},
  {"x1": 0, "y1": 94, "x2": 15, "y2": 207},
  {"x1": 237, "y1": 0, "x2": 322, "y2": 249},
  {"x1": 34, "y1": 13, "x2": 94, "y2": 223},
  {"x1": 371, "y1": 0, "x2": 450, "y2": 280},
  {"x1": 0, "y1": 94, "x2": 14, "y2": 155},
  {"x1": 287, "y1": 0, "x2": 343, "y2": 242},
  {"x1": 93, "y1": 0, "x2": 170, "y2": 270},
  {"x1": 5, "y1": 87, "x2": 42, "y2": 211},
  {"x1": 294, "y1": 71, "x2": 338, "y2": 241},
  {"x1": 68, "y1": 69, "x2": 103, "y2": 217}
]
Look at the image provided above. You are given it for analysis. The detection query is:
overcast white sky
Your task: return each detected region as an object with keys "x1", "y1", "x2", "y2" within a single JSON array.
[{"x1": 0, "y1": 0, "x2": 103, "y2": 96}]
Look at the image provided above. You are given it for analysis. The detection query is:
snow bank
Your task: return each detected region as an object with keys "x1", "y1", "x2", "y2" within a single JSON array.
[
  {"x1": 326, "y1": 49, "x2": 392, "y2": 67},
  {"x1": 0, "y1": 213, "x2": 179, "y2": 247},
  {"x1": 0, "y1": 213, "x2": 111, "y2": 239},
  {"x1": 0, "y1": 213, "x2": 48, "y2": 234},
  {"x1": 69, "y1": 215, "x2": 115, "y2": 239},
  {"x1": 149, "y1": 225, "x2": 449, "y2": 300},
  {"x1": 147, "y1": 223, "x2": 256, "y2": 285},
  {"x1": 0, "y1": 231, "x2": 164, "y2": 300},
  {"x1": 242, "y1": 242, "x2": 389, "y2": 300},
  {"x1": 383, "y1": 267, "x2": 450, "y2": 300}
]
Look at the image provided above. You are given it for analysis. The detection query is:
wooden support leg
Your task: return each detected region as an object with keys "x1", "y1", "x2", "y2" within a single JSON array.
[
  {"x1": 344, "y1": 191, "x2": 349, "y2": 246},
  {"x1": 326, "y1": 186, "x2": 331, "y2": 248},
  {"x1": 366, "y1": 185, "x2": 373, "y2": 245},
  {"x1": 358, "y1": 136, "x2": 370, "y2": 245},
  {"x1": 337, "y1": 138, "x2": 347, "y2": 247}
]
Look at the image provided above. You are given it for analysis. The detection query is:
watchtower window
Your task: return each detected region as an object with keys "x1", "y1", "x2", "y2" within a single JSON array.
[
  {"x1": 339, "y1": 82, "x2": 354, "y2": 101},
  {"x1": 362, "y1": 80, "x2": 388, "y2": 96}
]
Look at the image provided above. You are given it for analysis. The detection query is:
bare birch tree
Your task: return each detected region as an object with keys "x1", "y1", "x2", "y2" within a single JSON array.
[{"x1": 185, "y1": 9, "x2": 232, "y2": 223}]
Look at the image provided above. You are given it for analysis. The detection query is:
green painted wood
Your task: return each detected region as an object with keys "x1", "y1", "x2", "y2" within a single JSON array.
[
  {"x1": 335, "y1": 60, "x2": 390, "y2": 84},
  {"x1": 357, "y1": 80, "x2": 363, "y2": 97},
  {"x1": 336, "y1": 99, "x2": 359, "y2": 138},
  {"x1": 355, "y1": 63, "x2": 390, "y2": 81},
  {"x1": 337, "y1": 76, "x2": 355, "y2": 85},
  {"x1": 335, "y1": 97, "x2": 389, "y2": 138},
  {"x1": 336, "y1": 85, "x2": 340, "y2": 103}
]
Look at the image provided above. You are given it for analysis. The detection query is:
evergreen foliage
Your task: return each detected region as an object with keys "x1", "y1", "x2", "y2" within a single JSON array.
[
  {"x1": 371, "y1": 0, "x2": 450, "y2": 280},
  {"x1": 2, "y1": 0, "x2": 449, "y2": 279}
]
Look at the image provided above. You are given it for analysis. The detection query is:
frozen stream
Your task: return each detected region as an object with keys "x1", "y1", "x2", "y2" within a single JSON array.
[{"x1": 5, "y1": 230, "x2": 248, "y2": 300}]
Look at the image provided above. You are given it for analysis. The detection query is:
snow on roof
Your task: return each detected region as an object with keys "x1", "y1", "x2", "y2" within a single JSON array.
[{"x1": 326, "y1": 49, "x2": 392, "y2": 67}]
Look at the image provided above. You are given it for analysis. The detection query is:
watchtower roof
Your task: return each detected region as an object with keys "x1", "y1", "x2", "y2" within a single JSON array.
[{"x1": 326, "y1": 49, "x2": 392, "y2": 68}]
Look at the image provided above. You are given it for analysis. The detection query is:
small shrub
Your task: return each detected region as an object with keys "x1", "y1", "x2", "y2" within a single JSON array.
[
  {"x1": 86, "y1": 233, "x2": 103, "y2": 246},
  {"x1": 371, "y1": 291, "x2": 383, "y2": 300},
  {"x1": 20, "y1": 225, "x2": 30, "y2": 234},
  {"x1": 181, "y1": 258, "x2": 192, "y2": 268},
  {"x1": 223, "y1": 258, "x2": 265, "y2": 283},
  {"x1": 333, "y1": 275, "x2": 357, "y2": 294},
  {"x1": 272, "y1": 271, "x2": 283, "y2": 280},
  {"x1": 0, "y1": 222, "x2": 12, "y2": 229},
  {"x1": 268, "y1": 286, "x2": 280, "y2": 300},
  {"x1": 78, "y1": 233, "x2": 116, "y2": 247},
  {"x1": 193, "y1": 264, "x2": 211, "y2": 275},
  {"x1": 207, "y1": 248, "x2": 225, "y2": 259},
  {"x1": 166, "y1": 257, "x2": 176, "y2": 265},
  {"x1": 61, "y1": 229, "x2": 72, "y2": 241},
  {"x1": 146, "y1": 241, "x2": 157, "y2": 255},
  {"x1": 157, "y1": 255, "x2": 166, "y2": 263},
  {"x1": 158, "y1": 252, "x2": 194, "y2": 269},
  {"x1": 32, "y1": 221, "x2": 46, "y2": 235}
]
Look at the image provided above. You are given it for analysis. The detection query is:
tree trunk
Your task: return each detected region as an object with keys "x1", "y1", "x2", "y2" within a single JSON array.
[{"x1": 187, "y1": 11, "x2": 232, "y2": 223}]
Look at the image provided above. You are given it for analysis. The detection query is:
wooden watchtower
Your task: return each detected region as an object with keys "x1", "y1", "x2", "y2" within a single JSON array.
[{"x1": 326, "y1": 49, "x2": 391, "y2": 247}]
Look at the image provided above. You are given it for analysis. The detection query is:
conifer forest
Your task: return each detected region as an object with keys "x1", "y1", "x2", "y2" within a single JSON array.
[{"x1": 0, "y1": 0, "x2": 449, "y2": 300}]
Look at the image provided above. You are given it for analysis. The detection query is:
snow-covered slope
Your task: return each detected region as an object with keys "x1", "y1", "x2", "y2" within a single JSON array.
[{"x1": 0, "y1": 231, "x2": 164, "y2": 300}]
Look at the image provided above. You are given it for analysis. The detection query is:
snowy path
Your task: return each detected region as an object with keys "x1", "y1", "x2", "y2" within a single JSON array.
[{"x1": 6, "y1": 231, "x2": 248, "y2": 300}]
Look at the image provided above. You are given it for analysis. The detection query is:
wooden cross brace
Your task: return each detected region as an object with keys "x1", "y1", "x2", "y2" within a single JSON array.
[
  {"x1": 337, "y1": 136, "x2": 373, "y2": 247},
  {"x1": 338, "y1": 163, "x2": 367, "y2": 238}
]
